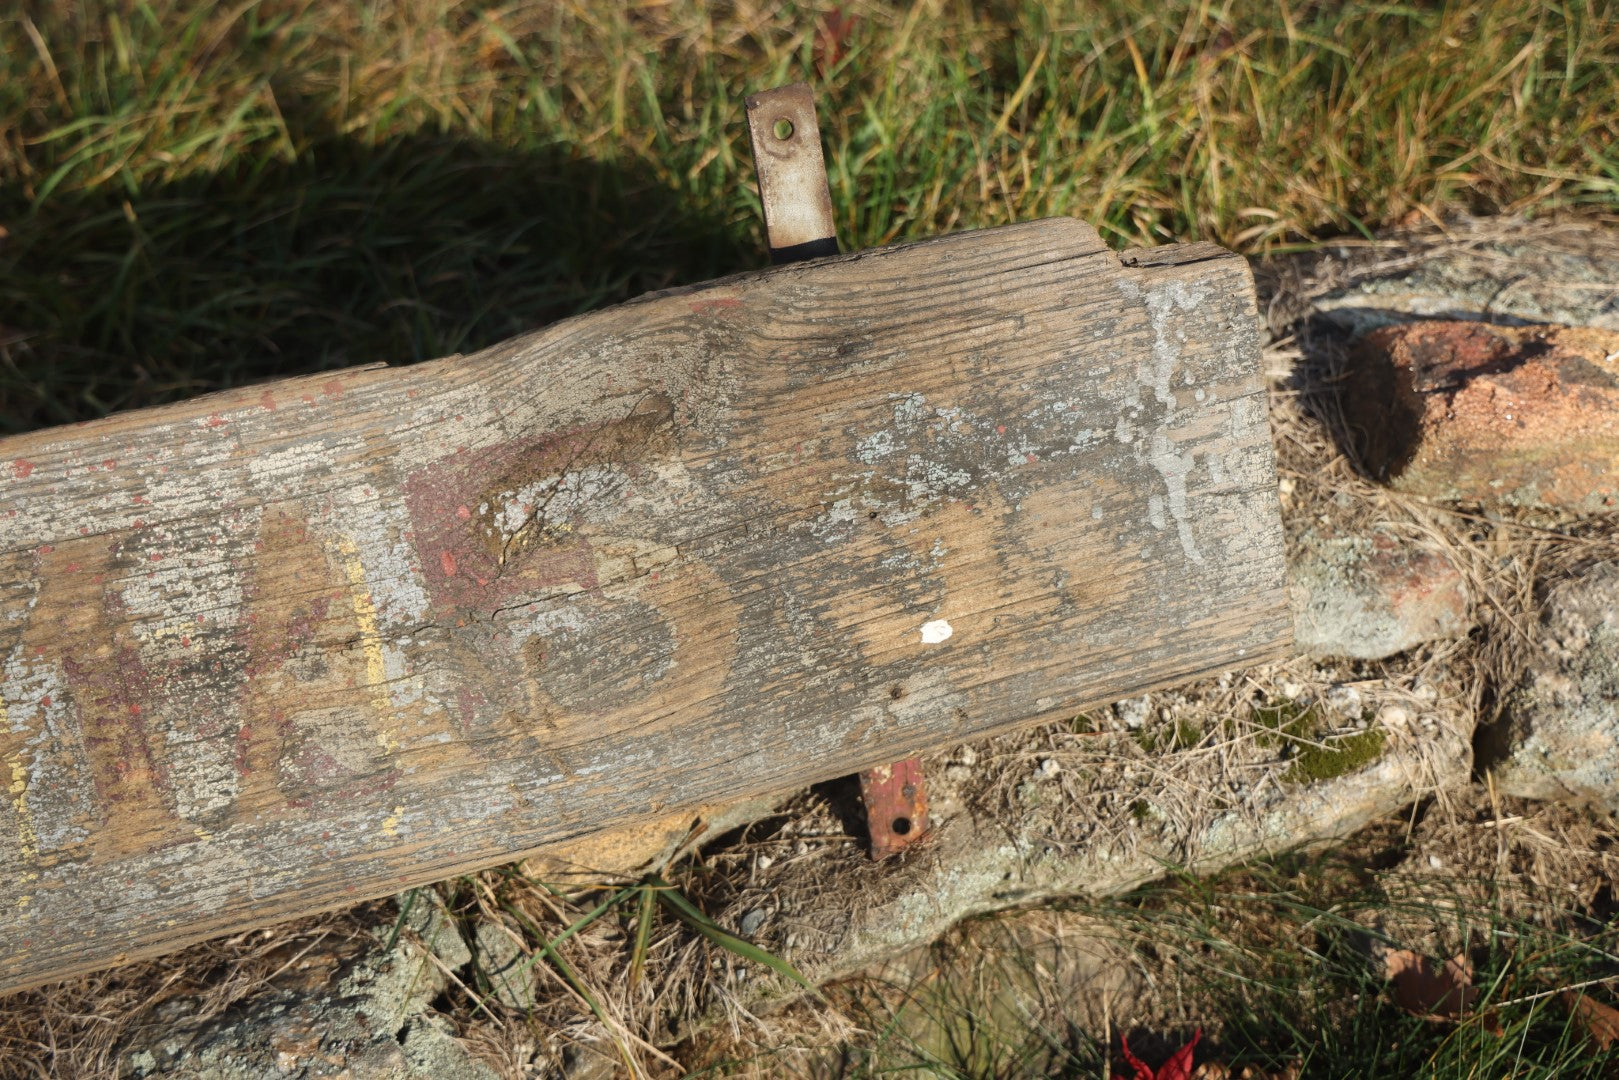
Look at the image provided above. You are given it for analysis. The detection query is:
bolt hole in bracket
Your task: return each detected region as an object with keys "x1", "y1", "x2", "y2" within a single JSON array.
[
  {"x1": 745, "y1": 83, "x2": 931, "y2": 859},
  {"x1": 744, "y1": 84, "x2": 839, "y2": 264},
  {"x1": 859, "y1": 758, "x2": 929, "y2": 858}
]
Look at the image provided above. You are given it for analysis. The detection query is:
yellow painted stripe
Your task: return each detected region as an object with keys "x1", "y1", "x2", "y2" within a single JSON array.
[
  {"x1": 333, "y1": 536, "x2": 400, "y2": 752},
  {"x1": 8, "y1": 752, "x2": 40, "y2": 873}
]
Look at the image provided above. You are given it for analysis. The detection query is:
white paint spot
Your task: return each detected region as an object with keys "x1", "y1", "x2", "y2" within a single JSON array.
[{"x1": 920, "y1": 619, "x2": 954, "y2": 644}]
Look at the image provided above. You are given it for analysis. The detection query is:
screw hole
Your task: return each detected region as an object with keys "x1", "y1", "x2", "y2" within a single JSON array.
[
  {"x1": 890, "y1": 817, "x2": 912, "y2": 836},
  {"x1": 772, "y1": 117, "x2": 794, "y2": 140},
  {"x1": 889, "y1": 685, "x2": 905, "y2": 700}
]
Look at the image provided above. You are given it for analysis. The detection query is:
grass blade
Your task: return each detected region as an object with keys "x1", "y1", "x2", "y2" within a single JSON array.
[
  {"x1": 628, "y1": 882, "x2": 655, "y2": 991},
  {"x1": 646, "y1": 874, "x2": 818, "y2": 995}
]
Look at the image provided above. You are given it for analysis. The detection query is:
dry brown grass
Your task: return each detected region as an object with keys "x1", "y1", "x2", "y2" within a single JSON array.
[{"x1": 0, "y1": 905, "x2": 382, "y2": 1078}]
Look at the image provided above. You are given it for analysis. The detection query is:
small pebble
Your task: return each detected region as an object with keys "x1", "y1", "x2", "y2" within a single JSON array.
[
  {"x1": 1428, "y1": 854, "x2": 1444, "y2": 870},
  {"x1": 1114, "y1": 695, "x2": 1153, "y2": 730},
  {"x1": 1325, "y1": 685, "x2": 1363, "y2": 715},
  {"x1": 1378, "y1": 704, "x2": 1411, "y2": 728},
  {"x1": 755, "y1": 854, "x2": 774, "y2": 871},
  {"x1": 1038, "y1": 758, "x2": 1060, "y2": 779},
  {"x1": 739, "y1": 909, "x2": 768, "y2": 936}
]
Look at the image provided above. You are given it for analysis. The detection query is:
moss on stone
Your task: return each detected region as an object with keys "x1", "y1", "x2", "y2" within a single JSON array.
[
  {"x1": 1252, "y1": 699, "x2": 1316, "y2": 746},
  {"x1": 1282, "y1": 726, "x2": 1387, "y2": 784},
  {"x1": 1251, "y1": 699, "x2": 1387, "y2": 784}
]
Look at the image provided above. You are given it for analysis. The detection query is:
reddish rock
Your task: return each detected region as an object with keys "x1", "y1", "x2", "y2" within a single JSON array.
[
  {"x1": 1290, "y1": 525, "x2": 1471, "y2": 660},
  {"x1": 1343, "y1": 321, "x2": 1619, "y2": 510}
]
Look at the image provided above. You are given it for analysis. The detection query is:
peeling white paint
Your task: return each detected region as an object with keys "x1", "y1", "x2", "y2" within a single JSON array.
[
  {"x1": 920, "y1": 619, "x2": 954, "y2": 644},
  {"x1": 1121, "y1": 277, "x2": 1210, "y2": 408},
  {"x1": 2, "y1": 634, "x2": 93, "y2": 853},
  {"x1": 121, "y1": 508, "x2": 262, "y2": 821},
  {"x1": 903, "y1": 457, "x2": 972, "y2": 512},
  {"x1": 1148, "y1": 430, "x2": 1204, "y2": 565},
  {"x1": 492, "y1": 463, "x2": 628, "y2": 543},
  {"x1": 325, "y1": 484, "x2": 430, "y2": 627},
  {"x1": 891, "y1": 391, "x2": 929, "y2": 427}
]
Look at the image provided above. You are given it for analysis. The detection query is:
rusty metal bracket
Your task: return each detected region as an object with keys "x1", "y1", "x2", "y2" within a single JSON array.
[
  {"x1": 745, "y1": 82, "x2": 929, "y2": 860},
  {"x1": 858, "y1": 757, "x2": 930, "y2": 860}
]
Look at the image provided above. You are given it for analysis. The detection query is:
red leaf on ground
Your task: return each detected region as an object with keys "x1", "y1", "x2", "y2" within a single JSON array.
[
  {"x1": 1384, "y1": 949, "x2": 1479, "y2": 1018},
  {"x1": 1564, "y1": 991, "x2": 1619, "y2": 1050},
  {"x1": 814, "y1": 9, "x2": 857, "y2": 75},
  {"x1": 1118, "y1": 1029, "x2": 1202, "y2": 1080}
]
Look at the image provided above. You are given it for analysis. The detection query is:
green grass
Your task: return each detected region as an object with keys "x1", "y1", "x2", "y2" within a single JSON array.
[
  {"x1": 752, "y1": 836, "x2": 1619, "y2": 1078},
  {"x1": 2, "y1": 0, "x2": 1616, "y2": 432}
]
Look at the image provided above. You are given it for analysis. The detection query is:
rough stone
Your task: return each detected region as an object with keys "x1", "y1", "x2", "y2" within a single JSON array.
[
  {"x1": 119, "y1": 921, "x2": 464, "y2": 1078},
  {"x1": 474, "y1": 918, "x2": 538, "y2": 1011},
  {"x1": 1482, "y1": 562, "x2": 1619, "y2": 811},
  {"x1": 560, "y1": 1037, "x2": 621, "y2": 1080},
  {"x1": 401, "y1": 1015, "x2": 500, "y2": 1080},
  {"x1": 1112, "y1": 695, "x2": 1153, "y2": 729},
  {"x1": 757, "y1": 685, "x2": 1470, "y2": 1003},
  {"x1": 1296, "y1": 215, "x2": 1619, "y2": 335},
  {"x1": 1289, "y1": 524, "x2": 1471, "y2": 660},
  {"x1": 400, "y1": 887, "x2": 472, "y2": 971},
  {"x1": 1339, "y1": 320, "x2": 1619, "y2": 510}
]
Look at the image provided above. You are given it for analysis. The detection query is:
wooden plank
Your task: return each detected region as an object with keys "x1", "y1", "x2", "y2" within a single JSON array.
[{"x1": 0, "y1": 218, "x2": 1290, "y2": 991}]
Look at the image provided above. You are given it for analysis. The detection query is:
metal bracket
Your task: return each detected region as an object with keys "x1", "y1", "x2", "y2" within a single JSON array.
[
  {"x1": 745, "y1": 82, "x2": 929, "y2": 861},
  {"x1": 858, "y1": 757, "x2": 930, "y2": 860},
  {"x1": 744, "y1": 84, "x2": 839, "y2": 263}
]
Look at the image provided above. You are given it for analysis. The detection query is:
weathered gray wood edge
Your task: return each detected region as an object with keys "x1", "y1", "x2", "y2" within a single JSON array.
[{"x1": 0, "y1": 218, "x2": 1290, "y2": 990}]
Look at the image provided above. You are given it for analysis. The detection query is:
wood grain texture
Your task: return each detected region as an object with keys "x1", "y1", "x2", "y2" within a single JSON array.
[{"x1": 0, "y1": 219, "x2": 1289, "y2": 991}]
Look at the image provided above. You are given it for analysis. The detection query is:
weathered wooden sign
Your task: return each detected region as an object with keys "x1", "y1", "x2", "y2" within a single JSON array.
[{"x1": 0, "y1": 218, "x2": 1289, "y2": 990}]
